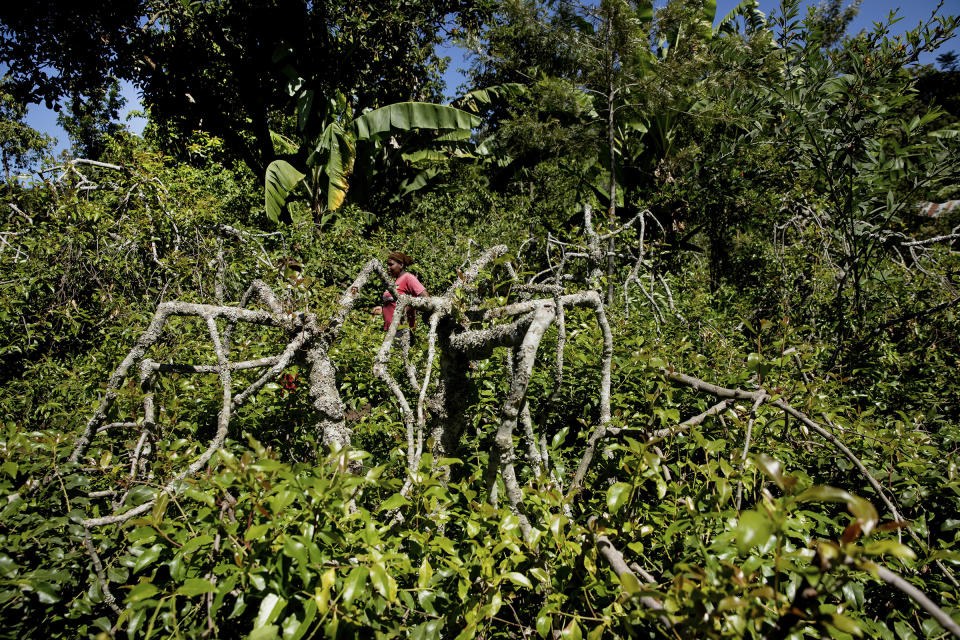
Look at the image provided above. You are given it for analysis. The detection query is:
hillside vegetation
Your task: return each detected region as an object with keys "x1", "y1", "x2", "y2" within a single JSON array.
[{"x1": 1, "y1": 1, "x2": 960, "y2": 638}]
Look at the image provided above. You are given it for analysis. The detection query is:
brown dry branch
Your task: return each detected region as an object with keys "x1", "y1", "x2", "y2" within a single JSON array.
[
  {"x1": 595, "y1": 534, "x2": 672, "y2": 628},
  {"x1": 73, "y1": 258, "x2": 397, "y2": 526},
  {"x1": 524, "y1": 206, "x2": 678, "y2": 328},
  {"x1": 863, "y1": 560, "x2": 960, "y2": 638},
  {"x1": 735, "y1": 393, "x2": 768, "y2": 511},
  {"x1": 365, "y1": 247, "x2": 615, "y2": 536},
  {"x1": 83, "y1": 528, "x2": 122, "y2": 616}
]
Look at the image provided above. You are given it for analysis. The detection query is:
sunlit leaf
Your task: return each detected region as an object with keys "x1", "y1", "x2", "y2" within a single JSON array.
[
  {"x1": 735, "y1": 510, "x2": 772, "y2": 554},
  {"x1": 607, "y1": 482, "x2": 632, "y2": 515}
]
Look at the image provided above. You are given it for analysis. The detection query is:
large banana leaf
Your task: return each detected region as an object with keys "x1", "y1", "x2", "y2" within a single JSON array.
[
  {"x1": 269, "y1": 130, "x2": 299, "y2": 154},
  {"x1": 316, "y1": 122, "x2": 355, "y2": 210},
  {"x1": 266, "y1": 101, "x2": 481, "y2": 221},
  {"x1": 715, "y1": 0, "x2": 765, "y2": 36},
  {"x1": 264, "y1": 159, "x2": 306, "y2": 223},
  {"x1": 393, "y1": 167, "x2": 442, "y2": 200},
  {"x1": 297, "y1": 89, "x2": 314, "y2": 133},
  {"x1": 455, "y1": 83, "x2": 528, "y2": 114},
  {"x1": 401, "y1": 149, "x2": 452, "y2": 164},
  {"x1": 353, "y1": 102, "x2": 480, "y2": 140},
  {"x1": 433, "y1": 129, "x2": 475, "y2": 142},
  {"x1": 701, "y1": 0, "x2": 717, "y2": 24}
]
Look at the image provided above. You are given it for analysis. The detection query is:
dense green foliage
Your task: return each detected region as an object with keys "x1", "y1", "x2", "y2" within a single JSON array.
[{"x1": 2, "y1": 1, "x2": 960, "y2": 639}]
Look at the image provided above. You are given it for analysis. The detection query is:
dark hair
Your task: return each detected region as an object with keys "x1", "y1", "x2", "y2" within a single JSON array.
[{"x1": 387, "y1": 251, "x2": 414, "y2": 267}]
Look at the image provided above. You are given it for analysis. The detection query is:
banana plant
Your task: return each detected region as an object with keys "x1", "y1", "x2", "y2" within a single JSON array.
[{"x1": 265, "y1": 79, "x2": 481, "y2": 223}]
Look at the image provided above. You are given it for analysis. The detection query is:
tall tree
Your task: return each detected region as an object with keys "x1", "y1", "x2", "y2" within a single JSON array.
[
  {"x1": 807, "y1": 0, "x2": 862, "y2": 50},
  {"x1": 0, "y1": 0, "x2": 143, "y2": 109},
  {"x1": 1, "y1": 0, "x2": 491, "y2": 177},
  {"x1": 57, "y1": 80, "x2": 127, "y2": 160},
  {"x1": 0, "y1": 80, "x2": 53, "y2": 180}
]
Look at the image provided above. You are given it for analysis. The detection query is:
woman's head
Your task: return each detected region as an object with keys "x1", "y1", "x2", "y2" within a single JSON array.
[{"x1": 386, "y1": 251, "x2": 413, "y2": 277}]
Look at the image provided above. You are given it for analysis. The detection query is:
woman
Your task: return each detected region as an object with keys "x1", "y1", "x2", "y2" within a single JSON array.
[{"x1": 372, "y1": 251, "x2": 427, "y2": 331}]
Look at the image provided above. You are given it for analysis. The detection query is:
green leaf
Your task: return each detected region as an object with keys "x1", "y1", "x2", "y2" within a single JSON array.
[
  {"x1": 264, "y1": 160, "x2": 306, "y2": 223},
  {"x1": 830, "y1": 613, "x2": 862, "y2": 636},
  {"x1": 127, "y1": 582, "x2": 159, "y2": 602},
  {"x1": 255, "y1": 593, "x2": 287, "y2": 628},
  {"x1": 550, "y1": 514, "x2": 567, "y2": 539},
  {"x1": 31, "y1": 581, "x2": 59, "y2": 604},
  {"x1": 717, "y1": 595, "x2": 746, "y2": 611},
  {"x1": 894, "y1": 620, "x2": 916, "y2": 640},
  {"x1": 863, "y1": 540, "x2": 916, "y2": 560},
  {"x1": 701, "y1": 0, "x2": 717, "y2": 24},
  {"x1": 314, "y1": 568, "x2": 336, "y2": 615},
  {"x1": 797, "y1": 485, "x2": 854, "y2": 504},
  {"x1": 107, "y1": 565, "x2": 128, "y2": 583},
  {"x1": 715, "y1": 0, "x2": 764, "y2": 35},
  {"x1": 797, "y1": 486, "x2": 878, "y2": 535},
  {"x1": 620, "y1": 571, "x2": 642, "y2": 595},
  {"x1": 536, "y1": 611, "x2": 552, "y2": 638},
  {"x1": 489, "y1": 590, "x2": 502, "y2": 617},
  {"x1": 183, "y1": 487, "x2": 216, "y2": 507},
  {"x1": 370, "y1": 563, "x2": 396, "y2": 601},
  {"x1": 753, "y1": 453, "x2": 792, "y2": 491},
  {"x1": 248, "y1": 625, "x2": 280, "y2": 640},
  {"x1": 418, "y1": 559, "x2": 433, "y2": 590},
  {"x1": 288, "y1": 599, "x2": 317, "y2": 640},
  {"x1": 380, "y1": 493, "x2": 410, "y2": 511},
  {"x1": 529, "y1": 567, "x2": 549, "y2": 584},
  {"x1": 246, "y1": 523, "x2": 272, "y2": 542},
  {"x1": 353, "y1": 103, "x2": 480, "y2": 140},
  {"x1": 340, "y1": 566, "x2": 368, "y2": 607},
  {"x1": 134, "y1": 544, "x2": 163, "y2": 573},
  {"x1": 180, "y1": 534, "x2": 215, "y2": 555},
  {"x1": 636, "y1": 0, "x2": 653, "y2": 23},
  {"x1": 296, "y1": 89, "x2": 314, "y2": 134},
  {"x1": 315, "y1": 122, "x2": 354, "y2": 211},
  {"x1": 395, "y1": 168, "x2": 442, "y2": 200},
  {"x1": 505, "y1": 572, "x2": 533, "y2": 589},
  {"x1": 128, "y1": 484, "x2": 156, "y2": 505},
  {"x1": 177, "y1": 578, "x2": 215, "y2": 596},
  {"x1": 848, "y1": 497, "x2": 879, "y2": 536},
  {"x1": 735, "y1": 510, "x2": 772, "y2": 554},
  {"x1": 552, "y1": 427, "x2": 570, "y2": 450},
  {"x1": 561, "y1": 619, "x2": 583, "y2": 640},
  {"x1": 126, "y1": 608, "x2": 147, "y2": 637},
  {"x1": 455, "y1": 83, "x2": 528, "y2": 114},
  {"x1": 607, "y1": 482, "x2": 632, "y2": 515},
  {"x1": 283, "y1": 537, "x2": 308, "y2": 571},
  {"x1": 270, "y1": 130, "x2": 299, "y2": 155}
]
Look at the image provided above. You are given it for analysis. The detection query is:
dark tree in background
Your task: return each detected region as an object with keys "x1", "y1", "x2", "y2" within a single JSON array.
[
  {"x1": 0, "y1": 80, "x2": 53, "y2": 179},
  {"x1": 1, "y1": 0, "x2": 492, "y2": 174},
  {"x1": 0, "y1": 0, "x2": 143, "y2": 109},
  {"x1": 914, "y1": 51, "x2": 960, "y2": 125}
]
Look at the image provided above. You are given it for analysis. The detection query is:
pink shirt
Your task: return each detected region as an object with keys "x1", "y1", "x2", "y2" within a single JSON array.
[{"x1": 383, "y1": 271, "x2": 427, "y2": 330}]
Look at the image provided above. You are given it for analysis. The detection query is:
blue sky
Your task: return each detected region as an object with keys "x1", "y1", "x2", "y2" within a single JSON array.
[{"x1": 23, "y1": 0, "x2": 960, "y2": 155}]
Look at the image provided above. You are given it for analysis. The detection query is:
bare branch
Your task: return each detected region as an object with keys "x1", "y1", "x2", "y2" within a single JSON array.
[{"x1": 862, "y1": 561, "x2": 960, "y2": 638}]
